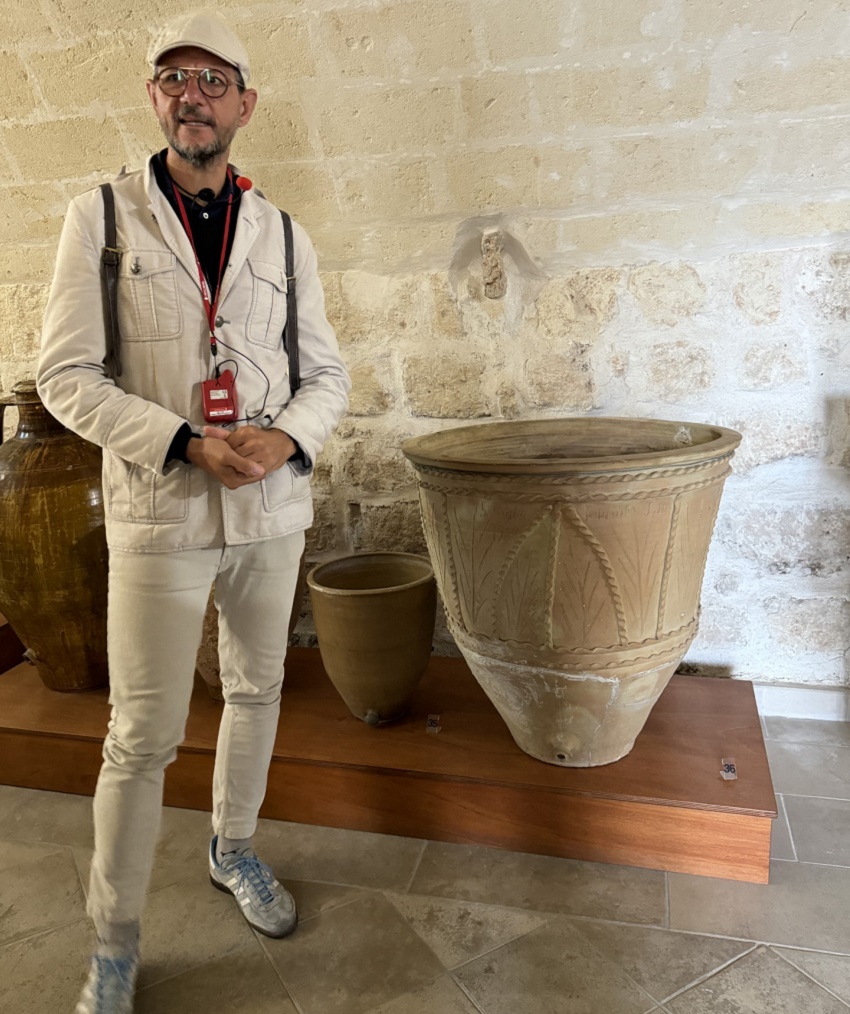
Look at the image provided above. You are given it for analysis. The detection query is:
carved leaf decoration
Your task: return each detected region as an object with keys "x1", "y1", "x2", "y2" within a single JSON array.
[
  {"x1": 447, "y1": 497, "x2": 546, "y2": 637},
  {"x1": 662, "y1": 485, "x2": 723, "y2": 634},
  {"x1": 551, "y1": 511, "x2": 624, "y2": 650},
  {"x1": 418, "y1": 489, "x2": 463, "y2": 628},
  {"x1": 576, "y1": 501, "x2": 673, "y2": 643},
  {"x1": 492, "y1": 510, "x2": 553, "y2": 644}
]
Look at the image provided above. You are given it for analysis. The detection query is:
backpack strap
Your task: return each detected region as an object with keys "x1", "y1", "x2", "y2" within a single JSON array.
[
  {"x1": 280, "y1": 210, "x2": 300, "y2": 394},
  {"x1": 100, "y1": 183, "x2": 122, "y2": 378}
]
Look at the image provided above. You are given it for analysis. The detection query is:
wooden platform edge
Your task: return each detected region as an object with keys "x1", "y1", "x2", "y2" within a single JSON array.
[{"x1": 0, "y1": 727, "x2": 772, "y2": 883}]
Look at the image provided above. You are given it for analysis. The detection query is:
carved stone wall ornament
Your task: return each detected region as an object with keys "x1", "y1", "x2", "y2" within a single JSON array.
[{"x1": 403, "y1": 417, "x2": 741, "y2": 767}]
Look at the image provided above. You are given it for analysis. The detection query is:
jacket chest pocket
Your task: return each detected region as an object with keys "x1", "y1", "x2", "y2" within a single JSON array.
[
  {"x1": 246, "y1": 258, "x2": 288, "y2": 350},
  {"x1": 118, "y1": 251, "x2": 183, "y2": 341}
]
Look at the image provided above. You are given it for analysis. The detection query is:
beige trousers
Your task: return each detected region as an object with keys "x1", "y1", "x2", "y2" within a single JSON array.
[{"x1": 87, "y1": 530, "x2": 305, "y2": 931}]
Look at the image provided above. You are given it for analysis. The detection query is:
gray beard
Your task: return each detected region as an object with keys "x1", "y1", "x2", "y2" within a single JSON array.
[{"x1": 169, "y1": 136, "x2": 227, "y2": 169}]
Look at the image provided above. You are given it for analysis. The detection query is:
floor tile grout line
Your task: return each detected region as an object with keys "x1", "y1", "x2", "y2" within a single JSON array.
[
  {"x1": 135, "y1": 941, "x2": 262, "y2": 995},
  {"x1": 0, "y1": 911, "x2": 93, "y2": 953},
  {"x1": 778, "y1": 793, "x2": 799, "y2": 862},
  {"x1": 780, "y1": 792, "x2": 850, "y2": 802},
  {"x1": 402, "y1": 839, "x2": 429, "y2": 893},
  {"x1": 250, "y1": 933, "x2": 309, "y2": 1014},
  {"x1": 771, "y1": 946, "x2": 850, "y2": 1010},
  {"x1": 450, "y1": 971, "x2": 491, "y2": 1014},
  {"x1": 654, "y1": 942, "x2": 760, "y2": 1008}
]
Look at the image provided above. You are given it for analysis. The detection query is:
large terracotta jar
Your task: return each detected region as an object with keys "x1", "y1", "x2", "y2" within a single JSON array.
[
  {"x1": 403, "y1": 418, "x2": 740, "y2": 767},
  {"x1": 0, "y1": 381, "x2": 108, "y2": 691}
]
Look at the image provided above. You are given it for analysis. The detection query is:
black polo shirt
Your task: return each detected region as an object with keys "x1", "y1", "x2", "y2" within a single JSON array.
[{"x1": 153, "y1": 148, "x2": 241, "y2": 302}]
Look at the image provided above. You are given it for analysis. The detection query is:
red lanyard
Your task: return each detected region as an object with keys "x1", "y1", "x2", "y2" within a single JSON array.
[{"x1": 172, "y1": 168, "x2": 234, "y2": 360}]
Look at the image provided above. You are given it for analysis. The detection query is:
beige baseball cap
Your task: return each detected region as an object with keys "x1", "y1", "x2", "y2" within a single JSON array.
[{"x1": 148, "y1": 11, "x2": 251, "y2": 85}]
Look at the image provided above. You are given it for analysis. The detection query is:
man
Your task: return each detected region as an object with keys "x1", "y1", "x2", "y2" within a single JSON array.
[{"x1": 36, "y1": 12, "x2": 350, "y2": 1013}]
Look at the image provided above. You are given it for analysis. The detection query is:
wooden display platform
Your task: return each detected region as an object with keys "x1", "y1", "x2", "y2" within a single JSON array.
[{"x1": 0, "y1": 646, "x2": 775, "y2": 883}]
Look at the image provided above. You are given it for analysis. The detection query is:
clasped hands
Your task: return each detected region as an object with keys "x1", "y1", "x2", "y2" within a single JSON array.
[{"x1": 186, "y1": 425, "x2": 297, "y2": 489}]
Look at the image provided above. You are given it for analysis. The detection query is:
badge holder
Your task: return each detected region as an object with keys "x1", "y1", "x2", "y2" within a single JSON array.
[{"x1": 202, "y1": 369, "x2": 238, "y2": 422}]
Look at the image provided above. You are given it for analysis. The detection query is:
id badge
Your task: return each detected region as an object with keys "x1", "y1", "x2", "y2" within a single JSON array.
[{"x1": 202, "y1": 369, "x2": 238, "y2": 423}]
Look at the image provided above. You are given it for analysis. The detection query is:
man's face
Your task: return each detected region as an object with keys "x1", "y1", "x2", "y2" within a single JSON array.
[{"x1": 146, "y1": 46, "x2": 257, "y2": 168}]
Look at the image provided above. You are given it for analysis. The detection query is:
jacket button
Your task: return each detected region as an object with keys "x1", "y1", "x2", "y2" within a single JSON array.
[{"x1": 215, "y1": 315, "x2": 225, "y2": 327}]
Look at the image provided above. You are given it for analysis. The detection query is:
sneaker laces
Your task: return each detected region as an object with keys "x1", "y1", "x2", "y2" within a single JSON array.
[{"x1": 224, "y1": 852, "x2": 277, "y2": 908}]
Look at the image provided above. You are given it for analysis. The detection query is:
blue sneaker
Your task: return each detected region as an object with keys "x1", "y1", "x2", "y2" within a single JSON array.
[
  {"x1": 209, "y1": 837, "x2": 297, "y2": 938},
  {"x1": 75, "y1": 947, "x2": 139, "y2": 1014}
]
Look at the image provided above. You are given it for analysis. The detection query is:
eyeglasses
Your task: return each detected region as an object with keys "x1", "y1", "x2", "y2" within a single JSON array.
[{"x1": 154, "y1": 67, "x2": 243, "y2": 99}]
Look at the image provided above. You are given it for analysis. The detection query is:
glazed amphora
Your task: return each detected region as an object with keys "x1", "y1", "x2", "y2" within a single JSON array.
[
  {"x1": 0, "y1": 380, "x2": 108, "y2": 691},
  {"x1": 307, "y1": 552, "x2": 437, "y2": 725},
  {"x1": 402, "y1": 417, "x2": 741, "y2": 767}
]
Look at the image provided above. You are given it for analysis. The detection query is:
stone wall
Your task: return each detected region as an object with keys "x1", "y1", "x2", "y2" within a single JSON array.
[{"x1": 3, "y1": 0, "x2": 850, "y2": 685}]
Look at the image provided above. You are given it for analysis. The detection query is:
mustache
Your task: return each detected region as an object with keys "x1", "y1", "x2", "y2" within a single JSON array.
[{"x1": 176, "y1": 106, "x2": 214, "y2": 126}]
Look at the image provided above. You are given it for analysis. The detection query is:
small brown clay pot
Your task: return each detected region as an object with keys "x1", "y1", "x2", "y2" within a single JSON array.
[{"x1": 307, "y1": 552, "x2": 437, "y2": 725}]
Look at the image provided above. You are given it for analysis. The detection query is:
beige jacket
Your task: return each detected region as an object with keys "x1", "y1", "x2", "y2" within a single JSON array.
[{"x1": 37, "y1": 156, "x2": 350, "y2": 552}]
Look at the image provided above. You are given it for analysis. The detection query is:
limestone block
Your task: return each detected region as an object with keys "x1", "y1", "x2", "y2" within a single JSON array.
[
  {"x1": 4, "y1": 120, "x2": 128, "y2": 181},
  {"x1": 375, "y1": 1, "x2": 477, "y2": 76},
  {"x1": 579, "y1": 0, "x2": 659, "y2": 48},
  {"x1": 461, "y1": 75, "x2": 533, "y2": 142},
  {"x1": 351, "y1": 499, "x2": 428, "y2": 555},
  {"x1": 116, "y1": 109, "x2": 166, "y2": 165},
  {"x1": 239, "y1": 15, "x2": 316, "y2": 81},
  {"x1": 247, "y1": 164, "x2": 339, "y2": 224},
  {"x1": 0, "y1": 285, "x2": 49, "y2": 359},
  {"x1": 318, "y1": 2, "x2": 477, "y2": 77},
  {"x1": 523, "y1": 340, "x2": 595, "y2": 410},
  {"x1": 233, "y1": 100, "x2": 313, "y2": 162},
  {"x1": 331, "y1": 272, "x2": 427, "y2": 346},
  {"x1": 445, "y1": 146, "x2": 581, "y2": 214},
  {"x1": 691, "y1": 600, "x2": 748, "y2": 647},
  {"x1": 629, "y1": 262, "x2": 706, "y2": 326},
  {"x1": 0, "y1": 54, "x2": 39, "y2": 119},
  {"x1": 29, "y1": 38, "x2": 147, "y2": 111},
  {"x1": 736, "y1": 201, "x2": 850, "y2": 240},
  {"x1": 3, "y1": 4, "x2": 52, "y2": 44},
  {"x1": 716, "y1": 505, "x2": 850, "y2": 578},
  {"x1": 730, "y1": 58, "x2": 850, "y2": 115},
  {"x1": 403, "y1": 354, "x2": 488, "y2": 418},
  {"x1": 430, "y1": 274, "x2": 464, "y2": 339},
  {"x1": 646, "y1": 341, "x2": 714, "y2": 402},
  {"x1": 0, "y1": 185, "x2": 68, "y2": 243},
  {"x1": 725, "y1": 415, "x2": 824, "y2": 472},
  {"x1": 682, "y1": 0, "x2": 838, "y2": 41},
  {"x1": 316, "y1": 85, "x2": 457, "y2": 157},
  {"x1": 563, "y1": 206, "x2": 721, "y2": 258},
  {"x1": 338, "y1": 432, "x2": 415, "y2": 494},
  {"x1": 534, "y1": 67, "x2": 709, "y2": 131},
  {"x1": 607, "y1": 131, "x2": 760, "y2": 201},
  {"x1": 0, "y1": 358, "x2": 38, "y2": 395},
  {"x1": 801, "y1": 252, "x2": 850, "y2": 322},
  {"x1": 0, "y1": 246, "x2": 57, "y2": 283},
  {"x1": 306, "y1": 496, "x2": 337, "y2": 555},
  {"x1": 535, "y1": 147, "x2": 594, "y2": 209},
  {"x1": 732, "y1": 254, "x2": 782, "y2": 324},
  {"x1": 740, "y1": 342, "x2": 806, "y2": 390},
  {"x1": 763, "y1": 596, "x2": 850, "y2": 653},
  {"x1": 533, "y1": 269, "x2": 620, "y2": 339},
  {"x1": 770, "y1": 120, "x2": 850, "y2": 190},
  {"x1": 473, "y1": 0, "x2": 566, "y2": 63},
  {"x1": 347, "y1": 364, "x2": 392, "y2": 416},
  {"x1": 336, "y1": 161, "x2": 435, "y2": 220}
]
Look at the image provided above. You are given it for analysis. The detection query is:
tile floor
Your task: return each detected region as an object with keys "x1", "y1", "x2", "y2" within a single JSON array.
[{"x1": 3, "y1": 716, "x2": 850, "y2": 1012}]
